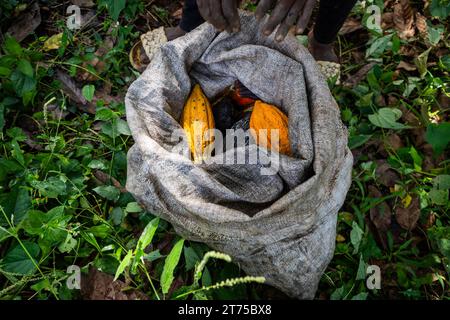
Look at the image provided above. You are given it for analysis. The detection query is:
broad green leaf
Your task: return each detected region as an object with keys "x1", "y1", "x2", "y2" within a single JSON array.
[
  {"x1": 137, "y1": 218, "x2": 159, "y2": 251},
  {"x1": 351, "y1": 222, "x2": 364, "y2": 254},
  {"x1": 429, "y1": 188, "x2": 449, "y2": 206},
  {"x1": 425, "y1": 123, "x2": 450, "y2": 155},
  {"x1": 125, "y1": 202, "x2": 143, "y2": 213},
  {"x1": 58, "y1": 233, "x2": 77, "y2": 253},
  {"x1": 114, "y1": 249, "x2": 133, "y2": 281},
  {"x1": 110, "y1": 207, "x2": 123, "y2": 225},
  {"x1": 356, "y1": 255, "x2": 367, "y2": 280},
  {"x1": 184, "y1": 246, "x2": 200, "y2": 271},
  {"x1": 115, "y1": 119, "x2": 131, "y2": 136},
  {"x1": 95, "y1": 107, "x2": 115, "y2": 121},
  {"x1": 0, "y1": 241, "x2": 40, "y2": 275},
  {"x1": 366, "y1": 34, "x2": 392, "y2": 58},
  {"x1": 351, "y1": 292, "x2": 369, "y2": 300},
  {"x1": 10, "y1": 69, "x2": 36, "y2": 97},
  {"x1": 93, "y1": 186, "x2": 120, "y2": 201},
  {"x1": 429, "y1": 0, "x2": 450, "y2": 19},
  {"x1": 368, "y1": 108, "x2": 409, "y2": 130},
  {"x1": 3, "y1": 36, "x2": 22, "y2": 56},
  {"x1": 82, "y1": 85, "x2": 95, "y2": 102},
  {"x1": 161, "y1": 238, "x2": 185, "y2": 294},
  {"x1": 433, "y1": 175, "x2": 450, "y2": 190},
  {"x1": 17, "y1": 59, "x2": 34, "y2": 77},
  {"x1": 348, "y1": 134, "x2": 372, "y2": 150},
  {"x1": 104, "y1": 0, "x2": 127, "y2": 20},
  {"x1": 143, "y1": 250, "x2": 163, "y2": 262},
  {"x1": 30, "y1": 177, "x2": 67, "y2": 198},
  {"x1": 427, "y1": 25, "x2": 443, "y2": 46},
  {"x1": 88, "y1": 159, "x2": 108, "y2": 170}
]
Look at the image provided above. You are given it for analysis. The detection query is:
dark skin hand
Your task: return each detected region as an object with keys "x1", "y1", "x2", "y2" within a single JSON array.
[
  {"x1": 197, "y1": 0, "x2": 241, "y2": 33},
  {"x1": 255, "y1": 0, "x2": 317, "y2": 41}
]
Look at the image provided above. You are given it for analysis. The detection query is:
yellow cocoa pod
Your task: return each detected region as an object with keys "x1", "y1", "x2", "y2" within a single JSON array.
[
  {"x1": 181, "y1": 84, "x2": 215, "y2": 162},
  {"x1": 249, "y1": 101, "x2": 291, "y2": 155}
]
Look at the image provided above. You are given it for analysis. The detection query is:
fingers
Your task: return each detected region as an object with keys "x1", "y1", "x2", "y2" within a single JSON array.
[
  {"x1": 295, "y1": 0, "x2": 316, "y2": 34},
  {"x1": 222, "y1": 0, "x2": 241, "y2": 32},
  {"x1": 262, "y1": 0, "x2": 296, "y2": 36},
  {"x1": 275, "y1": 0, "x2": 306, "y2": 41},
  {"x1": 255, "y1": 0, "x2": 277, "y2": 21},
  {"x1": 197, "y1": 0, "x2": 227, "y2": 31}
]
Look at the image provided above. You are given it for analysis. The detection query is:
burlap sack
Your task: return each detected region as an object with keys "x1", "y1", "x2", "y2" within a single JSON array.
[{"x1": 125, "y1": 13, "x2": 353, "y2": 299}]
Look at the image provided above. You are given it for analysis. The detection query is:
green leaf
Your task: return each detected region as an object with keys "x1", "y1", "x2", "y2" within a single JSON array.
[
  {"x1": 351, "y1": 292, "x2": 369, "y2": 300},
  {"x1": 0, "y1": 241, "x2": 40, "y2": 275},
  {"x1": 93, "y1": 186, "x2": 120, "y2": 201},
  {"x1": 428, "y1": 188, "x2": 449, "y2": 206},
  {"x1": 104, "y1": 0, "x2": 127, "y2": 20},
  {"x1": 88, "y1": 159, "x2": 108, "y2": 170},
  {"x1": 356, "y1": 255, "x2": 367, "y2": 280},
  {"x1": 58, "y1": 233, "x2": 77, "y2": 253},
  {"x1": 433, "y1": 175, "x2": 450, "y2": 190},
  {"x1": 348, "y1": 134, "x2": 372, "y2": 150},
  {"x1": 427, "y1": 25, "x2": 443, "y2": 46},
  {"x1": 115, "y1": 119, "x2": 131, "y2": 136},
  {"x1": 10, "y1": 69, "x2": 36, "y2": 97},
  {"x1": 95, "y1": 107, "x2": 115, "y2": 121},
  {"x1": 351, "y1": 222, "x2": 364, "y2": 254},
  {"x1": 125, "y1": 202, "x2": 143, "y2": 213},
  {"x1": 0, "y1": 66, "x2": 11, "y2": 77},
  {"x1": 161, "y1": 238, "x2": 185, "y2": 294},
  {"x1": 429, "y1": 0, "x2": 450, "y2": 19},
  {"x1": 17, "y1": 59, "x2": 34, "y2": 77},
  {"x1": 110, "y1": 207, "x2": 124, "y2": 225},
  {"x1": 3, "y1": 36, "x2": 22, "y2": 56},
  {"x1": 114, "y1": 249, "x2": 133, "y2": 281},
  {"x1": 184, "y1": 246, "x2": 200, "y2": 271},
  {"x1": 30, "y1": 177, "x2": 67, "y2": 198},
  {"x1": 82, "y1": 85, "x2": 95, "y2": 102},
  {"x1": 368, "y1": 108, "x2": 409, "y2": 130},
  {"x1": 425, "y1": 123, "x2": 450, "y2": 155},
  {"x1": 414, "y1": 48, "x2": 432, "y2": 78},
  {"x1": 366, "y1": 34, "x2": 392, "y2": 58},
  {"x1": 137, "y1": 218, "x2": 159, "y2": 251}
]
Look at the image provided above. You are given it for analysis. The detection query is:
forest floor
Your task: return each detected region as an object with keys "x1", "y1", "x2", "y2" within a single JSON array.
[{"x1": 0, "y1": 0, "x2": 449, "y2": 300}]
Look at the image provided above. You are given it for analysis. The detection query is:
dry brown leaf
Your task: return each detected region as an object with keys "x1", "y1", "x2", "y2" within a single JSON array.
[
  {"x1": 339, "y1": 17, "x2": 363, "y2": 35},
  {"x1": 381, "y1": 12, "x2": 394, "y2": 30},
  {"x1": 397, "y1": 61, "x2": 417, "y2": 71},
  {"x1": 395, "y1": 195, "x2": 420, "y2": 230},
  {"x1": 71, "y1": 0, "x2": 95, "y2": 7},
  {"x1": 393, "y1": 0, "x2": 415, "y2": 40},
  {"x1": 375, "y1": 160, "x2": 400, "y2": 188},
  {"x1": 81, "y1": 268, "x2": 148, "y2": 300},
  {"x1": 399, "y1": 45, "x2": 417, "y2": 57},
  {"x1": 93, "y1": 170, "x2": 127, "y2": 193},
  {"x1": 343, "y1": 62, "x2": 376, "y2": 88},
  {"x1": 55, "y1": 69, "x2": 96, "y2": 114},
  {"x1": 171, "y1": 7, "x2": 183, "y2": 20},
  {"x1": 385, "y1": 134, "x2": 404, "y2": 151},
  {"x1": 369, "y1": 186, "x2": 392, "y2": 231},
  {"x1": 6, "y1": 1, "x2": 41, "y2": 42},
  {"x1": 415, "y1": 12, "x2": 428, "y2": 38}
]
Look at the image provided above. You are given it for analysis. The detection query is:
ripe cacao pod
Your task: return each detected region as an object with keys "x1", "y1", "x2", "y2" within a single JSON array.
[
  {"x1": 249, "y1": 101, "x2": 291, "y2": 155},
  {"x1": 181, "y1": 84, "x2": 215, "y2": 162}
]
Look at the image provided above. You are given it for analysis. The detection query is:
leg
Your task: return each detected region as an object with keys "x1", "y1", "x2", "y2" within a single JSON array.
[
  {"x1": 308, "y1": 0, "x2": 358, "y2": 62},
  {"x1": 166, "y1": 0, "x2": 205, "y2": 40}
]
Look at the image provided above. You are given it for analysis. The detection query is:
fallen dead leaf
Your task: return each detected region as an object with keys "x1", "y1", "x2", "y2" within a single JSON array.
[
  {"x1": 81, "y1": 268, "x2": 148, "y2": 300},
  {"x1": 375, "y1": 160, "x2": 400, "y2": 188},
  {"x1": 393, "y1": 0, "x2": 415, "y2": 40},
  {"x1": 397, "y1": 61, "x2": 417, "y2": 71},
  {"x1": 395, "y1": 195, "x2": 420, "y2": 230},
  {"x1": 343, "y1": 62, "x2": 376, "y2": 88},
  {"x1": 55, "y1": 69, "x2": 96, "y2": 114},
  {"x1": 6, "y1": 1, "x2": 41, "y2": 42},
  {"x1": 71, "y1": 0, "x2": 95, "y2": 7},
  {"x1": 381, "y1": 12, "x2": 394, "y2": 30},
  {"x1": 369, "y1": 185, "x2": 392, "y2": 231},
  {"x1": 339, "y1": 17, "x2": 363, "y2": 35},
  {"x1": 415, "y1": 12, "x2": 428, "y2": 38},
  {"x1": 385, "y1": 134, "x2": 404, "y2": 151},
  {"x1": 93, "y1": 170, "x2": 127, "y2": 193}
]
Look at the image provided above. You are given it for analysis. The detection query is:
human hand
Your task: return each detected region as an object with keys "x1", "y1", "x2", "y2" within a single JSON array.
[
  {"x1": 196, "y1": 0, "x2": 241, "y2": 33},
  {"x1": 255, "y1": 0, "x2": 317, "y2": 41}
]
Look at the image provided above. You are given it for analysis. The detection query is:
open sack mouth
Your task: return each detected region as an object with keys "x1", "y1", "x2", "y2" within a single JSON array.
[{"x1": 125, "y1": 13, "x2": 353, "y2": 299}]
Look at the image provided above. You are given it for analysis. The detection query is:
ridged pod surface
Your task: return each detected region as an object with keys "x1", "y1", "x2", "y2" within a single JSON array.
[
  {"x1": 249, "y1": 101, "x2": 291, "y2": 155},
  {"x1": 181, "y1": 84, "x2": 215, "y2": 162}
]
